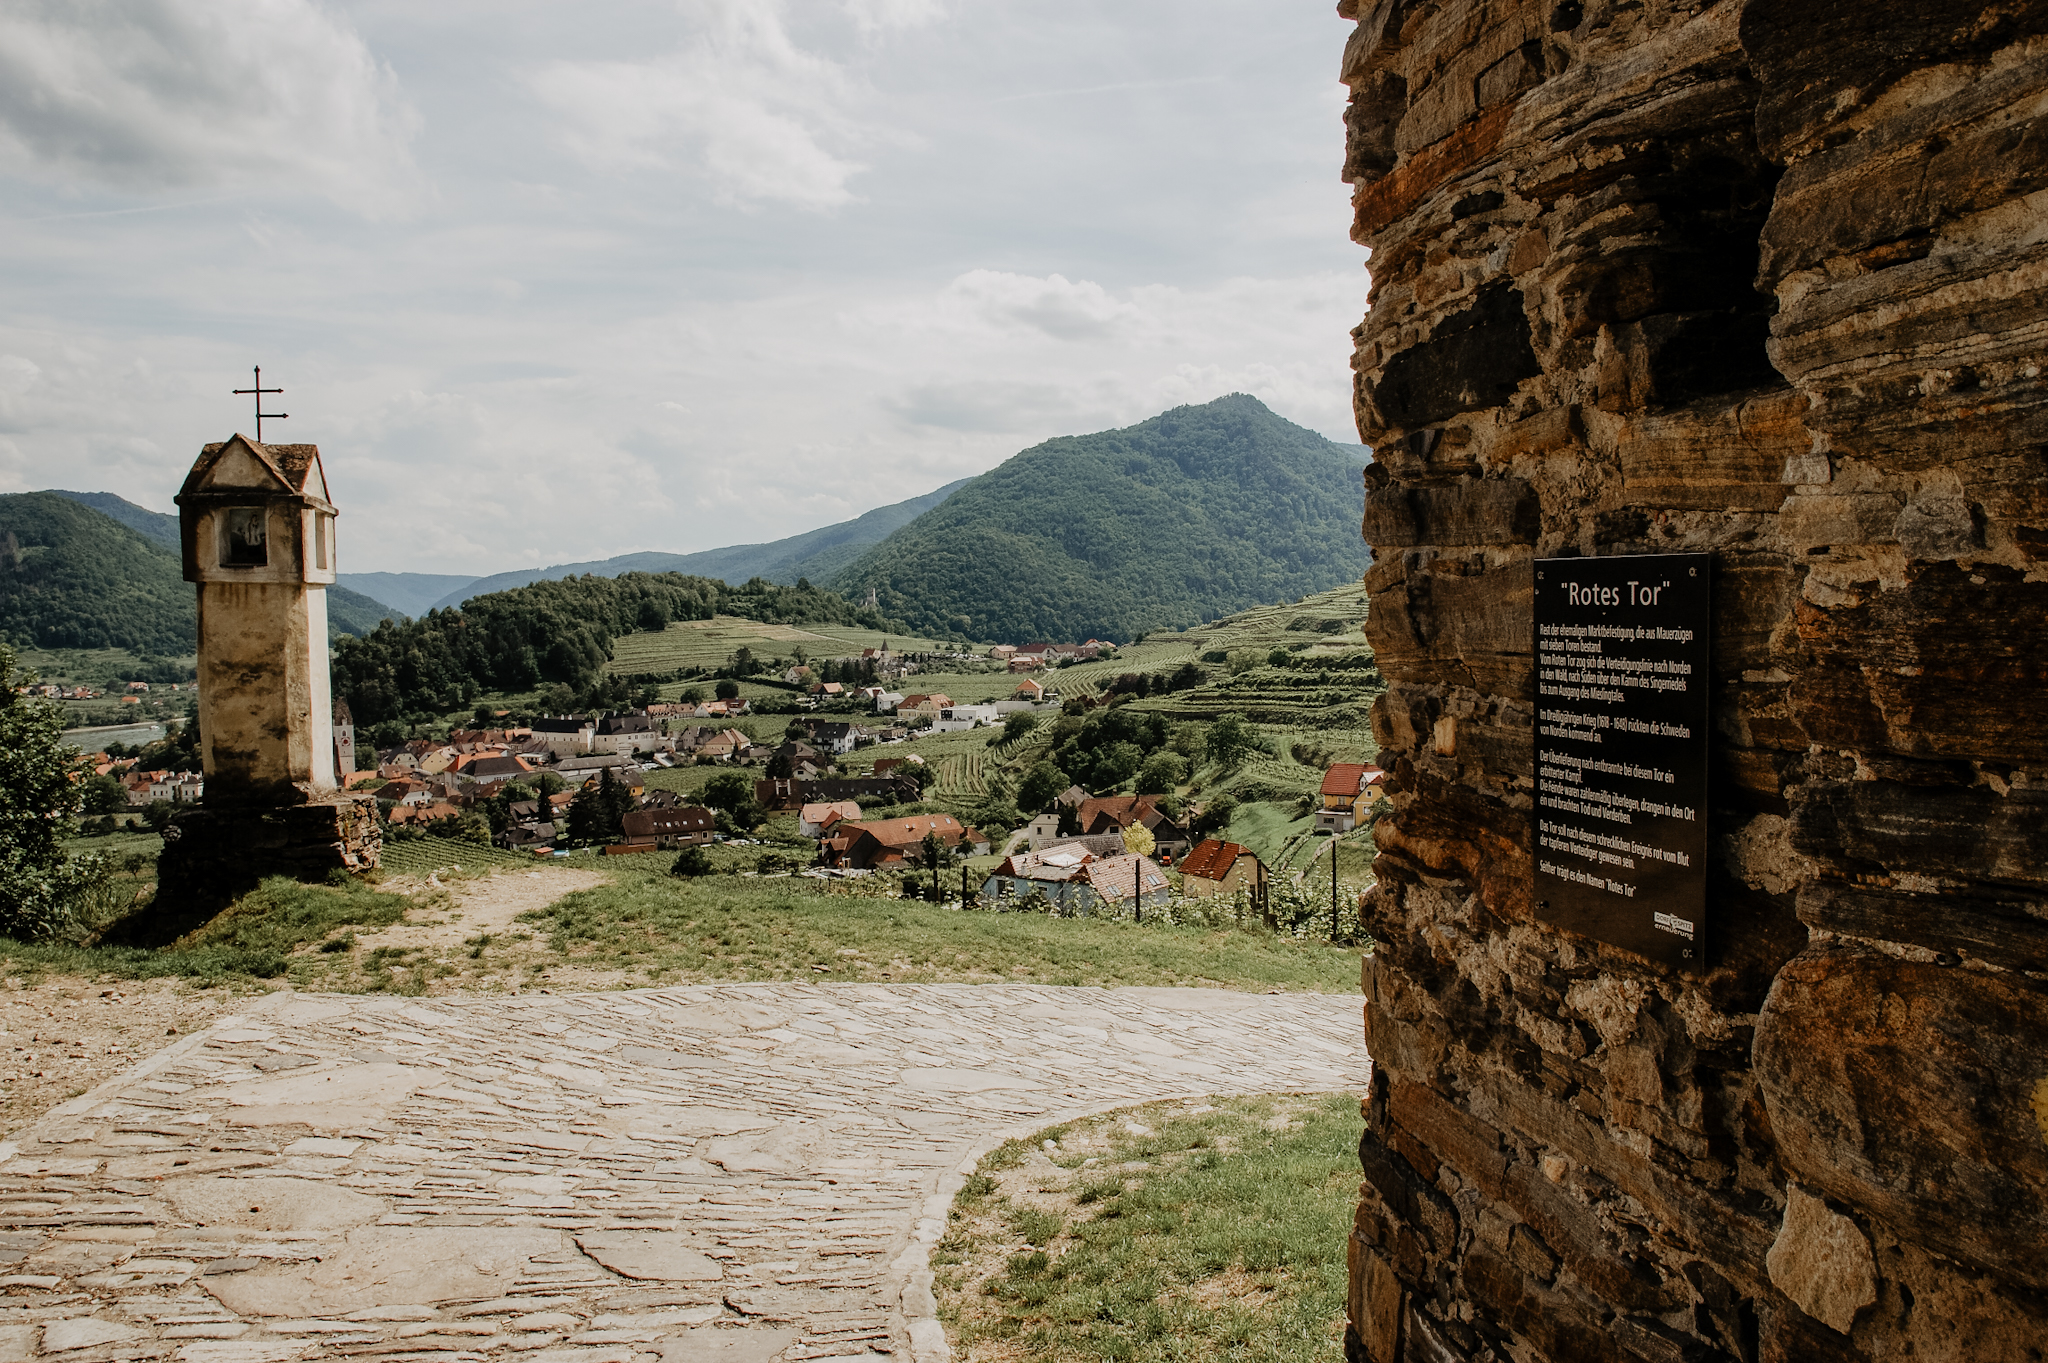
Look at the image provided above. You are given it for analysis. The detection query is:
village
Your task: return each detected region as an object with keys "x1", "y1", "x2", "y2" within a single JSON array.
[{"x1": 72, "y1": 629, "x2": 1386, "y2": 918}]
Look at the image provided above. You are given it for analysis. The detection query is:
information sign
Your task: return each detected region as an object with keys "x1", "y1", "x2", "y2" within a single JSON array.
[{"x1": 1533, "y1": 553, "x2": 1710, "y2": 969}]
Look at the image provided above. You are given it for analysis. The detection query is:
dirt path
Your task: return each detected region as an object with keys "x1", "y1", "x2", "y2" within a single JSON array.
[
  {"x1": 0, "y1": 869, "x2": 610, "y2": 1139},
  {"x1": 0, "y1": 979, "x2": 253, "y2": 1139},
  {"x1": 366, "y1": 867, "x2": 609, "y2": 953}
]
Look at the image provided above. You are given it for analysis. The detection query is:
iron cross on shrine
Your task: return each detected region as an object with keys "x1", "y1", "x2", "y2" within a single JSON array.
[{"x1": 232, "y1": 366, "x2": 288, "y2": 441}]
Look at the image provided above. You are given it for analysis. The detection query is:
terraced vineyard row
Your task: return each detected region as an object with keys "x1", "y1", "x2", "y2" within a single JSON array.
[{"x1": 379, "y1": 835, "x2": 531, "y2": 876}]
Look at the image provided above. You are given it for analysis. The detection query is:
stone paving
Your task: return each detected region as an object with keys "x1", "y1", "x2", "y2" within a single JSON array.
[{"x1": 0, "y1": 984, "x2": 1364, "y2": 1363}]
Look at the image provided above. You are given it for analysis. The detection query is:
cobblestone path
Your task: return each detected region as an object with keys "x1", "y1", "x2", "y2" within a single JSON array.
[{"x1": 0, "y1": 984, "x2": 1363, "y2": 1363}]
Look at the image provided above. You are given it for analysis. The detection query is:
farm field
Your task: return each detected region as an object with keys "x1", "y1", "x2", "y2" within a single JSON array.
[{"x1": 608, "y1": 616, "x2": 964, "y2": 676}]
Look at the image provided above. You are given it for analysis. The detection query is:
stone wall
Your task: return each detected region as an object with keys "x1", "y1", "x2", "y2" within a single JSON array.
[
  {"x1": 142, "y1": 796, "x2": 382, "y2": 944},
  {"x1": 1337, "y1": 1, "x2": 2048, "y2": 1359}
]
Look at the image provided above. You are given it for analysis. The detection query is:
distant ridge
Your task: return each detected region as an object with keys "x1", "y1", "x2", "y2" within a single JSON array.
[
  {"x1": 48, "y1": 491, "x2": 179, "y2": 549},
  {"x1": 420, "y1": 477, "x2": 971, "y2": 613},
  {"x1": 6, "y1": 492, "x2": 397, "y2": 649},
  {"x1": 830, "y1": 394, "x2": 1373, "y2": 643},
  {"x1": 336, "y1": 571, "x2": 480, "y2": 619}
]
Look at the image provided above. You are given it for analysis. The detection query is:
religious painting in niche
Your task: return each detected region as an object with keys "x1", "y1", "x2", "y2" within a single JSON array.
[
  {"x1": 1533, "y1": 553, "x2": 1710, "y2": 970},
  {"x1": 220, "y1": 507, "x2": 268, "y2": 567}
]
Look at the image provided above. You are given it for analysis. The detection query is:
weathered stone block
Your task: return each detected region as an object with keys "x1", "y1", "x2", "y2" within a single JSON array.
[
  {"x1": 1362, "y1": 479, "x2": 1539, "y2": 548},
  {"x1": 1754, "y1": 944, "x2": 2048, "y2": 1291},
  {"x1": 1362, "y1": 281, "x2": 1542, "y2": 434}
]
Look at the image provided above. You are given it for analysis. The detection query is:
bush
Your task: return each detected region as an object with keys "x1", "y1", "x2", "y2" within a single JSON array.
[{"x1": 671, "y1": 846, "x2": 712, "y2": 877}]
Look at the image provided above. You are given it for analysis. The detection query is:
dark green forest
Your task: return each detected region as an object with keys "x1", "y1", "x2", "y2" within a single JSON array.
[
  {"x1": 0, "y1": 493, "x2": 196, "y2": 654},
  {"x1": 329, "y1": 572, "x2": 900, "y2": 725},
  {"x1": 830, "y1": 394, "x2": 1373, "y2": 642},
  {"x1": 0, "y1": 493, "x2": 394, "y2": 656}
]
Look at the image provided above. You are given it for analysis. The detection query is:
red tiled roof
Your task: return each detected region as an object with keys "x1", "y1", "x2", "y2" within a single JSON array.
[
  {"x1": 845, "y1": 814, "x2": 963, "y2": 849},
  {"x1": 1320, "y1": 762, "x2": 1382, "y2": 797},
  {"x1": 1180, "y1": 838, "x2": 1252, "y2": 882}
]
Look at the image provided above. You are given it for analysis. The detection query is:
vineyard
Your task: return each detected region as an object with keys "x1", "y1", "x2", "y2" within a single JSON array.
[{"x1": 378, "y1": 835, "x2": 531, "y2": 877}]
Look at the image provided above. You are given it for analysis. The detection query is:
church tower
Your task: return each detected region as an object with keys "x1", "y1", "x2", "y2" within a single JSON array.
[{"x1": 175, "y1": 433, "x2": 339, "y2": 801}]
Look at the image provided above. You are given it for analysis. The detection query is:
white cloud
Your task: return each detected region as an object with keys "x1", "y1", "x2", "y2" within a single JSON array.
[
  {"x1": 529, "y1": 0, "x2": 871, "y2": 212},
  {"x1": 843, "y1": 0, "x2": 948, "y2": 34},
  {"x1": 937, "y1": 271, "x2": 1150, "y2": 342},
  {"x1": 0, "y1": 0, "x2": 420, "y2": 215}
]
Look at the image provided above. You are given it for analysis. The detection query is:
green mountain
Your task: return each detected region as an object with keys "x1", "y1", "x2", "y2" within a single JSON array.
[
  {"x1": 0, "y1": 493, "x2": 194, "y2": 653},
  {"x1": 419, "y1": 478, "x2": 971, "y2": 613},
  {"x1": 0, "y1": 493, "x2": 396, "y2": 652},
  {"x1": 830, "y1": 395, "x2": 1372, "y2": 643},
  {"x1": 48, "y1": 491, "x2": 180, "y2": 549}
]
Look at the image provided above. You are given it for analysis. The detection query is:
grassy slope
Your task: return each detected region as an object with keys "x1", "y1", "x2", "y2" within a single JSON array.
[
  {"x1": 937, "y1": 1092, "x2": 1360, "y2": 1362},
  {"x1": 831, "y1": 394, "x2": 1371, "y2": 644},
  {"x1": 7, "y1": 843, "x2": 1362, "y2": 994}
]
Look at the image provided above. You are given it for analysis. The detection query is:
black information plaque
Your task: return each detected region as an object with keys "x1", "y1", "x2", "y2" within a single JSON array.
[{"x1": 1533, "y1": 553, "x2": 1710, "y2": 969}]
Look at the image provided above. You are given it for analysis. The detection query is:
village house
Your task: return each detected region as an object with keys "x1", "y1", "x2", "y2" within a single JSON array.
[
  {"x1": 895, "y1": 693, "x2": 953, "y2": 724},
  {"x1": 595, "y1": 713, "x2": 664, "y2": 756},
  {"x1": 618, "y1": 805, "x2": 715, "y2": 850},
  {"x1": 501, "y1": 821, "x2": 555, "y2": 852},
  {"x1": 792, "y1": 718, "x2": 865, "y2": 754},
  {"x1": 531, "y1": 716, "x2": 596, "y2": 756},
  {"x1": 979, "y1": 843, "x2": 1169, "y2": 914},
  {"x1": 988, "y1": 645, "x2": 1017, "y2": 660},
  {"x1": 932, "y1": 703, "x2": 999, "y2": 733},
  {"x1": 1013, "y1": 677, "x2": 1046, "y2": 702},
  {"x1": 1073, "y1": 794, "x2": 1192, "y2": 859},
  {"x1": 693, "y1": 728, "x2": 752, "y2": 762},
  {"x1": 1313, "y1": 761, "x2": 1386, "y2": 833},
  {"x1": 872, "y1": 690, "x2": 905, "y2": 714},
  {"x1": 819, "y1": 813, "x2": 983, "y2": 870},
  {"x1": 798, "y1": 800, "x2": 863, "y2": 838},
  {"x1": 375, "y1": 777, "x2": 434, "y2": 807},
  {"x1": 1177, "y1": 838, "x2": 1266, "y2": 899},
  {"x1": 389, "y1": 800, "x2": 463, "y2": 827}
]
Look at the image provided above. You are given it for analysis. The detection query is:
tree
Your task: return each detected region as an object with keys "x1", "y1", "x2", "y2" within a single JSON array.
[
  {"x1": 533, "y1": 770, "x2": 567, "y2": 797},
  {"x1": 0, "y1": 643, "x2": 91, "y2": 939},
  {"x1": 1017, "y1": 760, "x2": 1068, "y2": 813},
  {"x1": 700, "y1": 771, "x2": 763, "y2": 832},
  {"x1": 715, "y1": 678, "x2": 740, "y2": 701},
  {"x1": 81, "y1": 773, "x2": 129, "y2": 816},
  {"x1": 1001, "y1": 711, "x2": 1038, "y2": 743},
  {"x1": 1095, "y1": 741, "x2": 1144, "y2": 789},
  {"x1": 1205, "y1": 713, "x2": 1260, "y2": 770},
  {"x1": 599, "y1": 768, "x2": 635, "y2": 834},
  {"x1": 1192, "y1": 794, "x2": 1238, "y2": 837},
  {"x1": 919, "y1": 832, "x2": 955, "y2": 903},
  {"x1": 671, "y1": 846, "x2": 712, "y2": 877},
  {"x1": 564, "y1": 780, "x2": 612, "y2": 846},
  {"x1": 681, "y1": 685, "x2": 706, "y2": 704},
  {"x1": 1136, "y1": 752, "x2": 1187, "y2": 796},
  {"x1": 1121, "y1": 822, "x2": 1156, "y2": 858}
]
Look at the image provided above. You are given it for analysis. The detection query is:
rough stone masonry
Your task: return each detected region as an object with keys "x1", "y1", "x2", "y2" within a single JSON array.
[{"x1": 1336, "y1": 1, "x2": 2048, "y2": 1359}]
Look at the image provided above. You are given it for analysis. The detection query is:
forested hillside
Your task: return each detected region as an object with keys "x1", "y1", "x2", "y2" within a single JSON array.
[
  {"x1": 330, "y1": 573, "x2": 902, "y2": 724},
  {"x1": 831, "y1": 395, "x2": 1372, "y2": 642},
  {"x1": 0, "y1": 492, "x2": 394, "y2": 655},
  {"x1": 0, "y1": 493, "x2": 194, "y2": 653}
]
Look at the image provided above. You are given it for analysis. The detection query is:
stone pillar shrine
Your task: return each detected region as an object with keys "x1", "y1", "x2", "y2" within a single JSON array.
[
  {"x1": 152, "y1": 433, "x2": 379, "y2": 925},
  {"x1": 1334, "y1": 1, "x2": 2048, "y2": 1359}
]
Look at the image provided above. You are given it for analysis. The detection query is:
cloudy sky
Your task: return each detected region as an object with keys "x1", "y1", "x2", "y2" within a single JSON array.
[{"x1": 0, "y1": 0, "x2": 1367, "y2": 576}]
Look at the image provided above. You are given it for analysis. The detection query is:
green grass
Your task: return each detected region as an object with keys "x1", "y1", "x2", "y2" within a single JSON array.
[
  {"x1": 935, "y1": 1092, "x2": 1361, "y2": 1362},
  {"x1": 0, "y1": 874, "x2": 416, "y2": 985},
  {"x1": 523, "y1": 864, "x2": 1362, "y2": 991}
]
